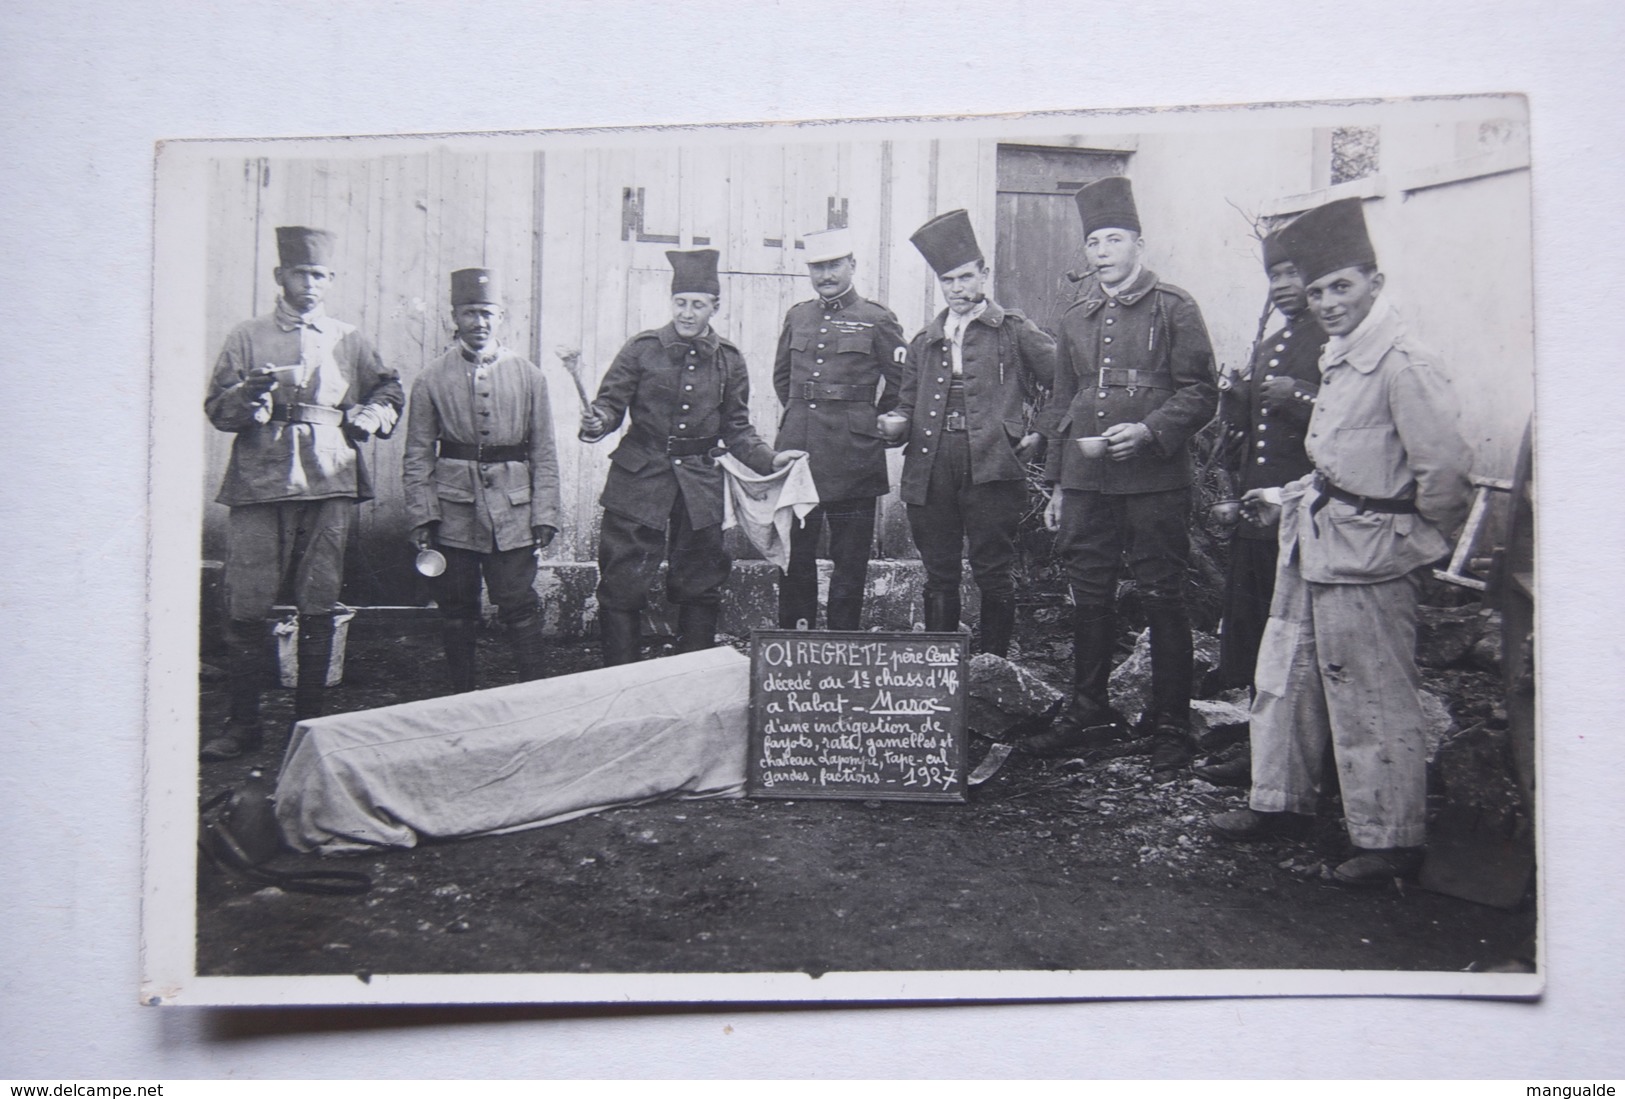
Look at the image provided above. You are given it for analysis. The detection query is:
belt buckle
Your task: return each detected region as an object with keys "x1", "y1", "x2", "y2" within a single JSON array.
[{"x1": 945, "y1": 409, "x2": 967, "y2": 431}]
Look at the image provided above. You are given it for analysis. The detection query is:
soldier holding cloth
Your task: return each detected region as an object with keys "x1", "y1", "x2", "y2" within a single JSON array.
[{"x1": 580, "y1": 249, "x2": 804, "y2": 664}]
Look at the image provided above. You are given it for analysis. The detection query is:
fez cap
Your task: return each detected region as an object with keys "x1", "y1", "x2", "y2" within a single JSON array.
[
  {"x1": 802, "y1": 227, "x2": 855, "y2": 265},
  {"x1": 275, "y1": 226, "x2": 338, "y2": 269},
  {"x1": 1278, "y1": 198, "x2": 1378, "y2": 286},
  {"x1": 667, "y1": 249, "x2": 721, "y2": 296},
  {"x1": 451, "y1": 267, "x2": 502, "y2": 307},
  {"x1": 1261, "y1": 229, "x2": 1292, "y2": 270},
  {"x1": 1074, "y1": 177, "x2": 1141, "y2": 237},
  {"x1": 909, "y1": 209, "x2": 983, "y2": 276}
]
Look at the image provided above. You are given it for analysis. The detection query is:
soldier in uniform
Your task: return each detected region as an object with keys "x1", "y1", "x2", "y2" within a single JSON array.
[
  {"x1": 579, "y1": 249, "x2": 804, "y2": 665},
  {"x1": 1210, "y1": 198, "x2": 1471, "y2": 886},
  {"x1": 1195, "y1": 231, "x2": 1326, "y2": 785},
  {"x1": 402, "y1": 268, "x2": 562, "y2": 694},
  {"x1": 1024, "y1": 178, "x2": 1218, "y2": 773},
  {"x1": 893, "y1": 210, "x2": 1056, "y2": 656},
  {"x1": 201, "y1": 226, "x2": 403, "y2": 762},
  {"x1": 773, "y1": 226, "x2": 907, "y2": 632}
]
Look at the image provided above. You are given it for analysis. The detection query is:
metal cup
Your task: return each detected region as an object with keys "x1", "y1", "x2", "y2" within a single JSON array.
[
  {"x1": 1208, "y1": 499, "x2": 1242, "y2": 527},
  {"x1": 877, "y1": 411, "x2": 909, "y2": 442},
  {"x1": 415, "y1": 548, "x2": 448, "y2": 577},
  {"x1": 1075, "y1": 436, "x2": 1109, "y2": 459}
]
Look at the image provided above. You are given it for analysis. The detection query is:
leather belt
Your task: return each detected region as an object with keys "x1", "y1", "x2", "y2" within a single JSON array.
[
  {"x1": 1310, "y1": 472, "x2": 1418, "y2": 518},
  {"x1": 439, "y1": 441, "x2": 529, "y2": 463},
  {"x1": 269, "y1": 403, "x2": 345, "y2": 426},
  {"x1": 1098, "y1": 367, "x2": 1176, "y2": 391},
  {"x1": 792, "y1": 381, "x2": 874, "y2": 402},
  {"x1": 630, "y1": 425, "x2": 718, "y2": 457}
]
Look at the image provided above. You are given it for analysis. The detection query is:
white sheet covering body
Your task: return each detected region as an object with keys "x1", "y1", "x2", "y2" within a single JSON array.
[{"x1": 275, "y1": 646, "x2": 752, "y2": 855}]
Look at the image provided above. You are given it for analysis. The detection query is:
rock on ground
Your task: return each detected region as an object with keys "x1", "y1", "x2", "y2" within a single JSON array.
[
  {"x1": 967, "y1": 653, "x2": 1065, "y2": 741},
  {"x1": 1418, "y1": 605, "x2": 1490, "y2": 669}
]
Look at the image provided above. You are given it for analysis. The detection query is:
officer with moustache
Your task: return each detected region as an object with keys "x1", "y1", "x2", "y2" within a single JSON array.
[
  {"x1": 773, "y1": 226, "x2": 907, "y2": 632},
  {"x1": 1025, "y1": 178, "x2": 1218, "y2": 774},
  {"x1": 893, "y1": 209, "x2": 1056, "y2": 656},
  {"x1": 580, "y1": 249, "x2": 805, "y2": 665}
]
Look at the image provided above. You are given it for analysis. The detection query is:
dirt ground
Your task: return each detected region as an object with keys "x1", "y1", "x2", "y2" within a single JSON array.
[{"x1": 194, "y1": 614, "x2": 1536, "y2": 980}]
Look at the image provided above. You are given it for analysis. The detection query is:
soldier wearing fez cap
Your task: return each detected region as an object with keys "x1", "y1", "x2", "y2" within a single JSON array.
[
  {"x1": 1024, "y1": 177, "x2": 1218, "y2": 774},
  {"x1": 1193, "y1": 229, "x2": 1327, "y2": 785},
  {"x1": 1210, "y1": 198, "x2": 1470, "y2": 887},
  {"x1": 580, "y1": 249, "x2": 805, "y2": 665},
  {"x1": 402, "y1": 268, "x2": 562, "y2": 693},
  {"x1": 773, "y1": 226, "x2": 907, "y2": 632},
  {"x1": 894, "y1": 209, "x2": 1056, "y2": 655},
  {"x1": 201, "y1": 226, "x2": 403, "y2": 762}
]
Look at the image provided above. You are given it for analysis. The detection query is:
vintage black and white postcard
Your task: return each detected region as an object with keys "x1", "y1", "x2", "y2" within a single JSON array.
[{"x1": 143, "y1": 93, "x2": 1540, "y2": 1005}]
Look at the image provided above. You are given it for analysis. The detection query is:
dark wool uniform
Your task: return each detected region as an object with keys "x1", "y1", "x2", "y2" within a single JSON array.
[
  {"x1": 1038, "y1": 178, "x2": 1217, "y2": 758},
  {"x1": 201, "y1": 226, "x2": 403, "y2": 761},
  {"x1": 898, "y1": 210, "x2": 1057, "y2": 655},
  {"x1": 590, "y1": 324, "x2": 777, "y2": 612},
  {"x1": 773, "y1": 284, "x2": 906, "y2": 630},
  {"x1": 1213, "y1": 309, "x2": 1323, "y2": 692},
  {"x1": 402, "y1": 268, "x2": 562, "y2": 693}
]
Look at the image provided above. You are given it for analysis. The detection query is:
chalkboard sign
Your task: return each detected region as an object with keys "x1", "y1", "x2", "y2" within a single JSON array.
[{"x1": 747, "y1": 630, "x2": 968, "y2": 803}]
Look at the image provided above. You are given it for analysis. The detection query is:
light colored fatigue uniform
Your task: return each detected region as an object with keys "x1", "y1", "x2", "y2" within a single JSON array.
[{"x1": 1248, "y1": 295, "x2": 1470, "y2": 848}]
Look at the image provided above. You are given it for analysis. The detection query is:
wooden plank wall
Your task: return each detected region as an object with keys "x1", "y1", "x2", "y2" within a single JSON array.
[
  {"x1": 203, "y1": 139, "x2": 983, "y2": 603},
  {"x1": 202, "y1": 149, "x2": 545, "y2": 603}
]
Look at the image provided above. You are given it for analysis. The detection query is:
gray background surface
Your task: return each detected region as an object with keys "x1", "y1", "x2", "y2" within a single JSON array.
[{"x1": 3, "y1": 0, "x2": 1621, "y2": 1078}]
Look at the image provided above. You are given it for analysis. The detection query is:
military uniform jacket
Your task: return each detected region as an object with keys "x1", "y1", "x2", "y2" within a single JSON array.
[
  {"x1": 1042, "y1": 268, "x2": 1218, "y2": 494},
  {"x1": 772, "y1": 286, "x2": 906, "y2": 501},
  {"x1": 401, "y1": 344, "x2": 562, "y2": 553},
  {"x1": 590, "y1": 323, "x2": 777, "y2": 531},
  {"x1": 205, "y1": 299, "x2": 403, "y2": 506},
  {"x1": 895, "y1": 299, "x2": 1057, "y2": 507},
  {"x1": 1220, "y1": 314, "x2": 1325, "y2": 540}
]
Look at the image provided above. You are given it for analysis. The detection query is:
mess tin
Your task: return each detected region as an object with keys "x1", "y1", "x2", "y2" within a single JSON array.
[
  {"x1": 415, "y1": 548, "x2": 448, "y2": 577},
  {"x1": 877, "y1": 411, "x2": 909, "y2": 442}
]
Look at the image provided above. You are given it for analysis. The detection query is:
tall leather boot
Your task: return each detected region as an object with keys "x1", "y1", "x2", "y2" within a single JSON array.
[
  {"x1": 201, "y1": 617, "x2": 268, "y2": 762},
  {"x1": 778, "y1": 574, "x2": 819, "y2": 630},
  {"x1": 292, "y1": 612, "x2": 336, "y2": 725},
  {"x1": 923, "y1": 591, "x2": 961, "y2": 633},
  {"x1": 1145, "y1": 600, "x2": 1196, "y2": 773},
  {"x1": 676, "y1": 603, "x2": 720, "y2": 654},
  {"x1": 442, "y1": 618, "x2": 479, "y2": 694},
  {"x1": 508, "y1": 611, "x2": 549, "y2": 682},
  {"x1": 1020, "y1": 604, "x2": 1124, "y2": 756},
  {"x1": 977, "y1": 595, "x2": 1016, "y2": 658},
  {"x1": 598, "y1": 608, "x2": 642, "y2": 667},
  {"x1": 826, "y1": 596, "x2": 864, "y2": 633}
]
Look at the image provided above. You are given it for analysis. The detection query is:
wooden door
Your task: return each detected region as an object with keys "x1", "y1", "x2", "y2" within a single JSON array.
[{"x1": 993, "y1": 145, "x2": 1130, "y2": 334}]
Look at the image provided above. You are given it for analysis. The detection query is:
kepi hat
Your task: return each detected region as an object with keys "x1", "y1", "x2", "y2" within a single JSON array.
[
  {"x1": 802, "y1": 227, "x2": 855, "y2": 265},
  {"x1": 1073, "y1": 177, "x2": 1141, "y2": 237},
  {"x1": 667, "y1": 249, "x2": 722, "y2": 296},
  {"x1": 1277, "y1": 197, "x2": 1378, "y2": 286},
  {"x1": 909, "y1": 209, "x2": 983, "y2": 276},
  {"x1": 275, "y1": 226, "x2": 338, "y2": 269},
  {"x1": 451, "y1": 267, "x2": 502, "y2": 307}
]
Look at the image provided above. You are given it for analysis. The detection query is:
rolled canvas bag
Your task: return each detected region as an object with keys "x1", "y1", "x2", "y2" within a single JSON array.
[{"x1": 275, "y1": 646, "x2": 752, "y2": 855}]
